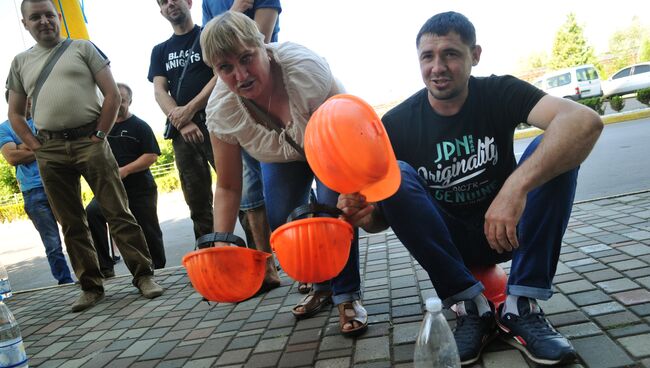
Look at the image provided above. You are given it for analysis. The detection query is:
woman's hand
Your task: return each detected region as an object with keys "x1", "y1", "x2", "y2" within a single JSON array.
[{"x1": 337, "y1": 193, "x2": 376, "y2": 228}]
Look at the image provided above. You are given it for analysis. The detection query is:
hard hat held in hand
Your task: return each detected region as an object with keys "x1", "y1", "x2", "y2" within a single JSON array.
[
  {"x1": 304, "y1": 94, "x2": 401, "y2": 202},
  {"x1": 270, "y1": 204, "x2": 353, "y2": 283},
  {"x1": 182, "y1": 233, "x2": 270, "y2": 303}
]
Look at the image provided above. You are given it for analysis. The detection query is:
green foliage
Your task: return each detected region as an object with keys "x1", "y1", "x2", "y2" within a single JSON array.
[
  {"x1": 0, "y1": 202, "x2": 27, "y2": 223},
  {"x1": 637, "y1": 88, "x2": 650, "y2": 106},
  {"x1": 607, "y1": 17, "x2": 647, "y2": 73},
  {"x1": 549, "y1": 13, "x2": 598, "y2": 70},
  {"x1": 0, "y1": 159, "x2": 19, "y2": 196},
  {"x1": 155, "y1": 172, "x2": 180, "y2": 193},
  {"x1": 609, "y1": 95, "x2": 625, "y2": 112},
  {"x1": 640, "y1": 37, "x2": 650, "y2": 62},
  {"x1": 156, "y1": 136, "x2": 175, "y2": 166},
  {"x1": 578, "y1": 97, "x2": 605, "y2": 115}
]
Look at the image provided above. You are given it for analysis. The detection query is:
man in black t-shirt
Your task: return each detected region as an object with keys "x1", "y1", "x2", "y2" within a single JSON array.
[
  {"x1": 148, "y1": 0, "x2": 216, "y2": 240},
  {"x1": 338, "y1": 12, "x2": 603, "y2": 366},
  {"x1": 86, "y1": 83, "x2": 165, "y2": 275}
]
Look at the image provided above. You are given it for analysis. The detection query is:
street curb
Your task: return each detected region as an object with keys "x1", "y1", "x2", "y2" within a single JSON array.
[{"x1": 514, "y1": 108, "x2": 650, "y2": 140}]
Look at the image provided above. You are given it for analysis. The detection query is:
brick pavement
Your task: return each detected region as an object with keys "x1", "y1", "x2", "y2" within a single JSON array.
[{"x1": 4, "y1": 191, "x2": 650, "y2": 367}]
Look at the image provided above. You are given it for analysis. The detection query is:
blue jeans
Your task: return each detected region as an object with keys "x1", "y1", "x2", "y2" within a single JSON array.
[
  {"x1": 378, "y1": 135, "x2": 578, "y2": 307},
  {"x1": 261, "y1": 160, "x2": 361, "y2": 305},
  {"x1": 240, "y1": 150, "x2": 265, "y2": 210},
  {"x1": 22, "y1": 186, "x2": 74, "y2": 284}
]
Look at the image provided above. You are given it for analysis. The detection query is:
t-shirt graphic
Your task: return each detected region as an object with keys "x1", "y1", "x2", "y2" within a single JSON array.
[{"x1": 383, "y1": 75, "x2": 545, "y2": 218}]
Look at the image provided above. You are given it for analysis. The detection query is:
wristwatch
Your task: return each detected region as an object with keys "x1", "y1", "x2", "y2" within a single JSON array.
[{"x1": 92, "y1": 130, "x2": 106, "y2": 140}]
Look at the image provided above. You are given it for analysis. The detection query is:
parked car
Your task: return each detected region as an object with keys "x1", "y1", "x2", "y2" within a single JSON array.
[
  {"x1": 602, "y1": 62, "x2": 650, "y2": 98},
  {"x1": 537, "y1": 64, "x2": 602, "y2": 100}
]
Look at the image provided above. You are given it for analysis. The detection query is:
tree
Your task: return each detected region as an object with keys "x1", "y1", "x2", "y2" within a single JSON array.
[
  {"x1": 608, "y1": 16, "x2": 648, "y2": 71},
  {"x1": 549, "y1": 13, "x2": 598, "y2": 70},
  {"x1": 639, "y1": 37, "x2": 650, "y2": 62}
]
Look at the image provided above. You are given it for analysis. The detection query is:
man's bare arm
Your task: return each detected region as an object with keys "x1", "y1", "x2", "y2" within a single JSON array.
[
  {"x1": 94, "y1": 65, "x2": 121, "y2": 135},
  {"x1": 118, "y1": 153, "x2": 158, "y2": 179},
  {"x1": 1, "y1": 142, "x2": 35, "y2": 166},
  {"x1": 253, "y1": 8, "x2": 279, "y2": 43},
  {"x1": 7, "y1": 91, "x2": 40, "y2": 151}
]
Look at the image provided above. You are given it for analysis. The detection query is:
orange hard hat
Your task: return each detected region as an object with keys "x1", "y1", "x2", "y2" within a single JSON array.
[
  {"x1": 271, "y1": 204, "x2": 353, "y2": 283},
  {"x1": 470, "y1": 264, "x2": 507, "y2": 307},
  {"x1": 182, "y1": 246, "x2": 270, "y2": 303},
  {"x1": 304, "y1": 94, "x2": 401, "y2": 202}
]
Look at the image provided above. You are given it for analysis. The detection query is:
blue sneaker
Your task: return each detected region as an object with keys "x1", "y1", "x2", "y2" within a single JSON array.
[
  {"x1": 453, "y1": 300, "x2": 498, "y2": 365},
  {"x1": 497, "y1": 297, "x2": 577, "y2": 365}
]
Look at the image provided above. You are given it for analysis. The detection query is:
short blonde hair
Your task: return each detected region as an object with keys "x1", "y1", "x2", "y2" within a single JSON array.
[{"x1": 201, "y1": 11, "x2": 265, "y2": 68}]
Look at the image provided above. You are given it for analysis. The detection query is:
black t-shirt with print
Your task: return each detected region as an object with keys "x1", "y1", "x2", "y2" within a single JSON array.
[
  {"x1": 108, "y1": 115, "x2": 161, "y2": 192},
  {"x1": 382, "y1": 75, "x2": 545, "y2": 219},
  {"x1": 148, "y1": 25, "x2": 213, "y2": 107}
]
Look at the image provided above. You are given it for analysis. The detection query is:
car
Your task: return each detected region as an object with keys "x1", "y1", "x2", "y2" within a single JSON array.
[
  {"x1": 602, "y1": 62, "x2": 650, "y2": 98},
  {"x1": 537, "y1": 64, "x2": 602, "y2": 100}
]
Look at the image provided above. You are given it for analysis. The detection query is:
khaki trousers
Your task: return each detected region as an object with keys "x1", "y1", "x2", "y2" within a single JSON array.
[{"x1": 35, "y1": 136, "x2": 153, "y2": 293}]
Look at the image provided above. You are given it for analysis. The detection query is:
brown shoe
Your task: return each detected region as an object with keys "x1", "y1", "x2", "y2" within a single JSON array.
[
  {"x1": 71, "y1": 291, "x2": 105, "y2": 313},
  {"x1": 137, "y1": 276, "x2": 164, "y2": 299}
]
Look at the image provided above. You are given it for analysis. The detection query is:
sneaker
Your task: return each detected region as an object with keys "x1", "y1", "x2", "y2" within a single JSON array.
[
  {"x1": 497, "y1": 297, "x2": 577, "y2": 365},
  {"x1": 453, "y1": 300, "x2": 498, "y2": 365},
  {"x1": 137, "y1": 276, "x2": 164, "y2": 299},
  {"x1": 71, "y1": 290, "x2": 105, "y2": 312}
]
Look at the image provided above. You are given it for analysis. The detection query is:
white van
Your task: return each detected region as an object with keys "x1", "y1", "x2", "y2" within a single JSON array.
[{"x1": 538, "y1": 64, "x2": 602, "y2": 100}]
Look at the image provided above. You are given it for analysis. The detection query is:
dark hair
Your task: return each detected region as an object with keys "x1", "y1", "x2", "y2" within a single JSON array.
[
  {"x1": 4, "y1": 90, "x2": 9, "y2": 104},
  {"x1": 21, "y1": 0, "x2": 55, "y2": 16},
  {"x1": 416, "y1": 11, "x2": 476, "y2": 48}
]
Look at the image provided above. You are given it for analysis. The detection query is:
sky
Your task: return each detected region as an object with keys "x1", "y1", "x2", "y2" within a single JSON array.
[{"x1": 1, "y1": 0, "x2": 649, "y2": 134}]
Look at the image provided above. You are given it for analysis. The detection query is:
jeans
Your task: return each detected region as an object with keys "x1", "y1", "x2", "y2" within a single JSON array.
[
  {"x1": 377, "y1": 135, "x2": 578, "y2": 307},
  {"x1": 261, "y1": 160, "x2": 361, "y2": 305},
  {"x1": 173, "y1": 127, "x2": 215, "y2": 239},
  {"x1": 35, "y1": 136, "x2": 154, "y2": 294},
  {"x1": 87, "y1": 187, "x2": 165, "y2": 271},
  {"x1": 240, "y1": 150, "x2": 265, "y2": 211},
  {"x1": 22, "y1": 186, "x2": 74, "y2": 284}
]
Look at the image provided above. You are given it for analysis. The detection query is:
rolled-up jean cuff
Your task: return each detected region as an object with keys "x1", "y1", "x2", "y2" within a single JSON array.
[
  {"x1": 332, "y1": 291, "x2": 362, "y2": 306},
  {"x1": 239, "y1": 200, "x2": 265, "y2": 211},
  {"x1": 442, "y1": 282, "x2": 485, "y2": 309},
  {"x1": 507, "y1": 284, "x2": 553, "y2": 301}
]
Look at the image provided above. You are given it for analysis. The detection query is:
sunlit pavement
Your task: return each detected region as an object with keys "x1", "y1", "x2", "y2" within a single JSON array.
[
  {"x1": 1, "y1": 107, "x2": 650, "y2": 367},
  {"x1": 2, "y1": 190, "x2": 650, "y2": 367}
]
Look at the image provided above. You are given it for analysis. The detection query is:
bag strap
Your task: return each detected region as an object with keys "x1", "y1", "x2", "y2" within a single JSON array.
[
  {"x1": 240, "y1": 97, "x2": 306, "y2": 158},
  {"x1": 31, "y1": 38, "x2": 73, "y2": 118},
  {"x1": 175, "y1": 29, "x2": 202, "y2": 100}
]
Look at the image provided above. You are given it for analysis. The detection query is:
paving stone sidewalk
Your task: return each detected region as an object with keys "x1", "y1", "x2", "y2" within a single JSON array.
[{"x1": 5, "y1": 191, "x2": 650, "y2": 367}]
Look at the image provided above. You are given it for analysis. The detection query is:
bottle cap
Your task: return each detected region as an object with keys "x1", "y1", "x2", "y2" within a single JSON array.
[{"x1": 425, "y1": 297, "x2": 442, "y2": 312}]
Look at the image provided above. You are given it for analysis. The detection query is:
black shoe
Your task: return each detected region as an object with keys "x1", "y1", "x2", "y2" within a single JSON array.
[
  {"x1": 497, "y1": 297, "x2": 577, "y2": 365},
  {"x1": 101, "y1": 269, "x2": 115, "y2": 278},
  {"x1": 453, "y1": 300, "x2": 498, "y2": 365}
]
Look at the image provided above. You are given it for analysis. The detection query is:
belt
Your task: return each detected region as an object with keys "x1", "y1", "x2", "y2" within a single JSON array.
[{"x1": 38, "y1": 122, "x2": 96, "y2": 140}]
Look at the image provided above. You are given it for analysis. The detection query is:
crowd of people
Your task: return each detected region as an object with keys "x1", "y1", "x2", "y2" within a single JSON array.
[{"x1": 2, "y1": 0, "x2": 603, "y2": 365}]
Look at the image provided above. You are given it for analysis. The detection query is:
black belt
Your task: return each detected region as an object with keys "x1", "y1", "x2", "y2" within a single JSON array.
[{"x1": 38, "y1": 122, "x2": 96, "y2": 140}]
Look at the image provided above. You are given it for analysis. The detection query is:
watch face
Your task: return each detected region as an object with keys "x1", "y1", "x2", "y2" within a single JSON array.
[{"x1": 95, "y1": 131, "x2": 106, "y2": 139}]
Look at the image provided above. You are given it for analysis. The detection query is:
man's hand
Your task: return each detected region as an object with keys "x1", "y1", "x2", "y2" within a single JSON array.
[
  {"x1": 168, "y1": 105, "x2": 195, "y2": 129},
  {"x1": 90, "y1": 135, "x2": 103, "y2": 143},
  {"x1": 337, "y1": 193, "x2": 377, "y2": 229},
  {"x1": 179, "y1": 122, "x2": 204, "y2": 144},
  {"x1": 230, "y1": 0, "x2": 253, "y2": 12},
  {"x1": 484, "y1": 188, "x2": 527, "y2": 254}
]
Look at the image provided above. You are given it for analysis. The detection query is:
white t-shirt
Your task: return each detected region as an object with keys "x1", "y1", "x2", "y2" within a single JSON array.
[{"x1": 206, "y1": 42, "x2": 344, "y2": 163}]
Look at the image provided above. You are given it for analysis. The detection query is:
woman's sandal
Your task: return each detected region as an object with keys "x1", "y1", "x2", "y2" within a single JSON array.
[
  {"x1": 338, "y1": 300, "x2": 368, "y2": 337},
  {"x1": 291, "y1": 290, "x2": 332, "y2": 319},
  {"x1": 298, "y1": 282, "x2": 312, "y2": 294}
]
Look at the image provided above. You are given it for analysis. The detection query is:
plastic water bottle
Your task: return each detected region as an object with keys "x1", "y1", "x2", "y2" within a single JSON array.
[
  {"x1": 0, "y1": 262, "x2": 10, "y2": 300},
  {"x1": 0, "y1": 296, "x2": 28, "y2": 368},
  {"x1": 413, "y1": 297, "x2": 461, "y2": 368}
]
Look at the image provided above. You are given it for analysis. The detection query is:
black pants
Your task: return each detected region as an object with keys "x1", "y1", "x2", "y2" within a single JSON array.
[
  {"x1": 87, "y1": 187, "x2": 166, "y2": 270},
  {"x1": 172, "y1": 127, "x2": 215, "y2": 239}
]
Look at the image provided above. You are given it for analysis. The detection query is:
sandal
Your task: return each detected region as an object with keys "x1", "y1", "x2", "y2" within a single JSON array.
[
  {"x1": 298, "y1": 282, "x2": 312, "y2": 294},
  {"x1": 338, "y1": 300, "x2": 368, "y2": 337},
  {"x1": 291, "y1": 290, "x2": 332, "y2": 319}
]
